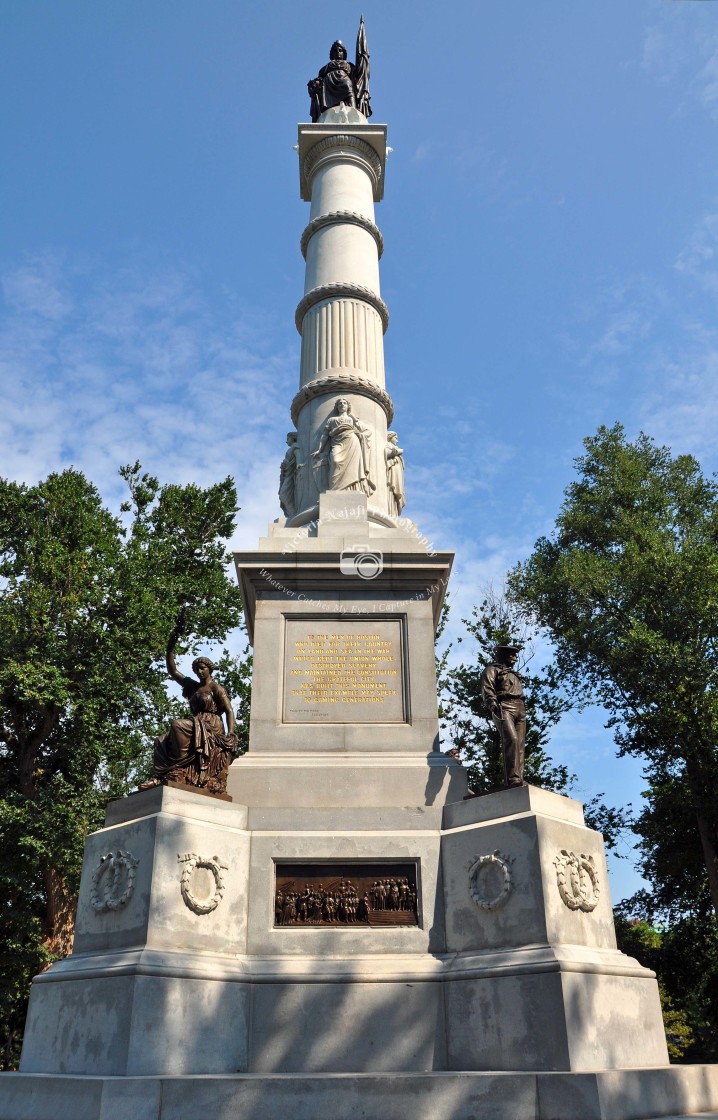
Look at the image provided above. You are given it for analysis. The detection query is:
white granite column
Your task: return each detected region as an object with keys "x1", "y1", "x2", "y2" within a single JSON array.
[{"x1": 291, "y1": 106, "x2": 394, "y2": 521}]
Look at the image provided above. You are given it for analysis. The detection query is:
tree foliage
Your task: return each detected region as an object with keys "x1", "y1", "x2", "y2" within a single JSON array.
[
  {"x1": 509, "y1": 425, "x2": 718, "y2": 921},
  {"x1": 0, "y1": 464, "x2": 247, "y2": 1066},
  {"x1": 615, "y1": 912, "x2": 718, "y2": 1062}
]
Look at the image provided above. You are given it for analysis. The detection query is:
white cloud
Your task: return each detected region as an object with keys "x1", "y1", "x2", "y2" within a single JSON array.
[
  {"x1": 640, "y1": 335, "x2": 718, "y2": 460},
  {"x1": 632, "y1": 207, "x2": 718, "y2": 458},
  {"x1": 674, "y1": 211, "x2": 718, "y2": 296},
  {"x1": 641, "y1": 14, "x2": 718, "y2": 121},
  {"x1": 0, "y1": 251, "x2": 298, "y2": 549},
  {"x1": 641, "y1": 22, "x2": 687, "y2": 86},
  {"x1": 581, "y1": 305, "x2": 652, "y2": 365},
  {"x1": 554, "y1": 193, "x2": 718, "y2": 466},
  {"x1": 695, "y1": 37, "x2": 718, "y2": 117},
  {"x1": 1, "y1": 251, "x2": 75, "y2": 321}
]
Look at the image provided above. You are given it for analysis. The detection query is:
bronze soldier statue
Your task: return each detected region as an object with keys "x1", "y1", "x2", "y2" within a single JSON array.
[
  {"x1": 479, "y1": 644, "x2": 526, "y2": 789},
  {"x1": 307, "y1": 18, "x2": 371, "y2": 122}
]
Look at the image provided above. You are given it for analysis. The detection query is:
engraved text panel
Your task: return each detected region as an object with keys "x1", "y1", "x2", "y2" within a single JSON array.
[{"x1": 282, "y1": 617, "x2": 406, "y2": 723}]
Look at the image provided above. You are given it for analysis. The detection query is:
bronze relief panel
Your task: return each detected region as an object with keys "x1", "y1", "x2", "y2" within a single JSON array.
[{"x1": 274, "y1": 861, "x2": 419, "y2": 927}]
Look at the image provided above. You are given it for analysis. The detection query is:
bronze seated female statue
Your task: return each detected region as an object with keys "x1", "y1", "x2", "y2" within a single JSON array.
[{"x1": 140, "y1": 620, "x2": 237, "y2": 797}]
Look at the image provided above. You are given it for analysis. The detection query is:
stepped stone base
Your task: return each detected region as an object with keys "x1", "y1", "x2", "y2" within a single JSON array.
[
  {"x1": 7, "y1": 766, "x2": 718, "y2": 1117},
  {"x1": 2, "y1": 1067, "x2": 718, "y2": 1120}
]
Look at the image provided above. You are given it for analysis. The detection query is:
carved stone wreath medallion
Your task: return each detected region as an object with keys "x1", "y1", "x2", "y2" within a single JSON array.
[
  {"x1": 553, "y1": 850, "x2": 600, "y2": 913},
  {"x1": 90, "y1": 850, "x2": 139, "y2": 913},
  {"x1": 468, "y1": 850, "x2": 514, "y2": 912},
  {"x1": 178, "y1": 852, "x2": 228, "y2": 915}
]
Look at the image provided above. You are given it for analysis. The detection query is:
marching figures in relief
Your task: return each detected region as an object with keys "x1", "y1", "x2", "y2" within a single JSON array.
[
  {"x1": 312, "y1": 398, "x2": 376, "y2": 497},
  {"x1": 385, "y1": 431, "x2": 406, "y2": 516},
  {"x1": 140, "y1": 612, "x2": 237, "y2": 796},
  {"x1": 307, "y1": 18, "x2": 371, "y2": 122},
  {"x1": 479, "y1": 644, "x2": 527, "y2": 789}
]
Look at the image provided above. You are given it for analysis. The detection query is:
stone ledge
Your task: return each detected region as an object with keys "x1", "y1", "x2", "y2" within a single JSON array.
[
  {"x1": 27, "y1": 942, "x2": 653, "y2": 986},
  {"x1": 245, "y1": 804, "x2": 444, "y2": 831},
  {"x1": 104, "y1": 784, "x2": 247, "y2": 828},
  {"x1": 2, "y1": 1069, "x2": 718, "y2": 1120},
  {"x1": 443, "y1": 783, "x2": 585, "y2": 830}
]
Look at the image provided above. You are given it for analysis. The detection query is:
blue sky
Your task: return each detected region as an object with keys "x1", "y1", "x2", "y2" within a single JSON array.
[{"x1": 2, "y1": 0, "x2": 718, "y2": 902}]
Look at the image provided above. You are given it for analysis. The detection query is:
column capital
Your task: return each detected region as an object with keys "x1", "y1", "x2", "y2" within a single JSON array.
[{"x1": 298, "y1": 123, "x2": 388, "y2": 201}]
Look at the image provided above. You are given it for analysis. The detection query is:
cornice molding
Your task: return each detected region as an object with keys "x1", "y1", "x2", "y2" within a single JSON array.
[{"x1": 303, "y1": 134, "x2": 383, "y2": 190}]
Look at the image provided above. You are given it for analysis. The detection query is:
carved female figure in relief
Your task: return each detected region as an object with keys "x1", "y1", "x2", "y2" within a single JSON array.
[
  {"x1": 385, "y1": 431, "x2": 406, "y2": 516},
  {"x1": 312, "y1": 397, "x2": 376, "y2": 497},
  {"x1": 140, "y1": 612, "x2": 237, "y2": 795},
  {"x1": 278, "y1": 431, "x2": 304, "y2": 519}
]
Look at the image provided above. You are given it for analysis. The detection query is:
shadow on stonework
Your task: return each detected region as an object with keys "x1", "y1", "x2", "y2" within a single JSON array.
[
  {"x1": 124, "y1": 969, "x2": 248, "y2": 1077},
  {"x1": 423, "y1": 756, "x2": 448, "y2": 807},
  {"x1": 246, "y1": 974, "x2": 446, "y2": 1074}
]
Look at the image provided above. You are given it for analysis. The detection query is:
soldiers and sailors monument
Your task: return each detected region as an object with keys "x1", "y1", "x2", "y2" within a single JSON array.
[{"x1": 3, "y1": 21, "x2": 718, "y2": 1120}]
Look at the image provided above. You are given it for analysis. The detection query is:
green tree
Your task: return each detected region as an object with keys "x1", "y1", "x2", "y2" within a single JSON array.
[
  {"x1": 509, "y1": 425, "x2": 718, "y2": 920},
  {"x1": 630, "y1": 773, "x2": 711, "y2": 919},
  {"x1": 615, "y1": 912, "x2": 718, "y2": 1062},
  {"x1": 0, "y1": 464, "x2": 246, "y2": 1066}
]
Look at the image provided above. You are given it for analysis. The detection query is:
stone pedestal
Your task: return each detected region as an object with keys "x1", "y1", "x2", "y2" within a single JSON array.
[
  {"x1": 231, "y1": 493, "x2": 464, "y2": 809},
  {"x1": 7, "y1": 495, "x2": 718, "y2": 1118},
  {"x1": 441, "y1": 786, "x2": 668, "y2": 1073},
  {"x1": 16, "y1": 781, "x2": 668, "y2": 1079},
  {"x1": 7, "y1": 776, "x2": 718, "y2": 1117},
  {"x1": 19, "y1": 787, "x2": 251, "y2": 1078}
]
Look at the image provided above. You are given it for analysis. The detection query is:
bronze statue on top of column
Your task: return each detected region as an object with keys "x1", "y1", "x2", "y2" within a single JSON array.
[
  {"x1": 308, "y1": 17, "x2": 371, "y2": 122},
  {"x1": 479, "y1": 645, "x2": 527, "y2": 789}
]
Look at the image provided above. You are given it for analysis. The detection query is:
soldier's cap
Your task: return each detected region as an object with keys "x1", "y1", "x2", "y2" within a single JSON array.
[{"x1": 493, "y1": 644, "x2": 522, "y2": 655}]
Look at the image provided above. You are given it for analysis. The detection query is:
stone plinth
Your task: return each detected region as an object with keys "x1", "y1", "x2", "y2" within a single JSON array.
[
  {"x1": 9, "y1": 776, "x2": 718, "y2": 1120},
  {"x1": 441, "y1": 787, "x2": 668, "y2": 1072},
  {"x1": 233, "y1": 499, "x2": 457, "y2": 792},
  {"x1": 5, "y1": 1068, "x2": 718, "y2": 1120},
  {"x1": 11, "y1": 499, "x2": 701, "y2": 1114},
  {"x1": 19, "y1": 787, "x2": 251, "y2": 1078},
  {"x1": 9, "y1": 505, "x2": 714, "y2": 1114}
]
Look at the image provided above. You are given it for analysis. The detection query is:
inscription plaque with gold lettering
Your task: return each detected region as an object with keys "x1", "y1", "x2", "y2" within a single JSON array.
[{"x1": 283, "y1": 617, "x2": 406, "y2": 723}]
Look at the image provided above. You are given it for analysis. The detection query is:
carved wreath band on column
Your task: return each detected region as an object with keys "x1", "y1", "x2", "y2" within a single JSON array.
[
  {"x1": 303, "y1": 135, "x2": 384, "y2": 194},
  {"x1": 300, "y1": 210, "x2": 384, "y2": 260},
  {"x1": 90, "y1": 850, "x2": 139, "y2": 913},
  {"x1": 295, "y1": 283, "x2": 390, "y2": 335},
  {"x1": 178, "y1": 852, "x2": 228, "y2": 915},
  {"x1": 291, "y1": 373, "x2": 394, "y2": 426}
]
